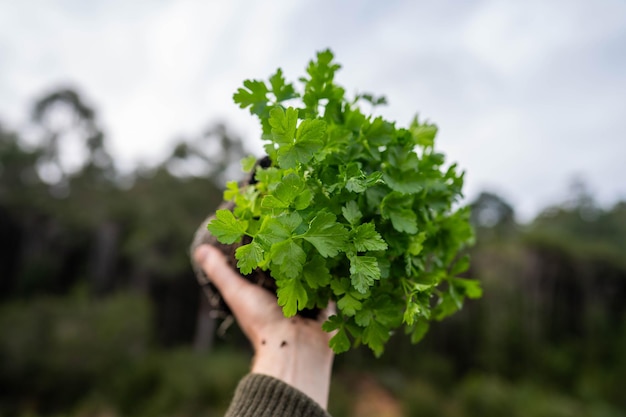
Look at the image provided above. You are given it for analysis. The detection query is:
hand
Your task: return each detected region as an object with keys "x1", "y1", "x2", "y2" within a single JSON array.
[{"x1": 194, "y1": 244, "x2": 335, "y2": 409}]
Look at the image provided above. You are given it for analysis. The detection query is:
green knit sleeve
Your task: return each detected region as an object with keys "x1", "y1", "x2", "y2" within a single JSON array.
[{"x1": 224, "y1": 373, "x2": 331, "y2": 417}]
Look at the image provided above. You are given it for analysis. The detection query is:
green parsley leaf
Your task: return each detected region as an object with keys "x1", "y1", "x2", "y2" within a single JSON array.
[
  {"x1": 342, "y1": 201, "x2": 363, "y2": 225},
  {"x1": 277, "y1": 277, "x2": 308, "y2": 317},
  {"x1": 269, "y1": 68, "x2": 298, "y2": 102},
  {"x1": 362, "y1": 320, "x2": 389, "y2": 357},
  {"x1": 302, "y1": 256, "x2": 332, "y2": 289},
  {"x1": 261, "y1": 173, "x2": 306, "y2": 210},
  {"x1": 329, "y1": 327, "x2": 351, "y2": 353},
  {"x1": 261, "y1": 195, "x2": 289, "y2": 210},
  {"x1": 410, "y1": 116, "x2": 438, "y2": 148},
  {"x1": 381, "y1": 192, "x2": 418, "y2": 234},
  {"x1": 408, "y1": 232, "x2": 426, "y2": 256},
  {"x1": 352, "y1": 223, "x2": 388, "y2": 252},
  {"x1": 240, "y1": 155, "x2": 257, "y2": 172},
  {"x1": 235, "y1": 242, "x2": 264, "y2": 275},
  {"x1": 256, "y1": 212, "x2": 302, "y2": 248},
  {"x1": 226, "y1": 49, "x2": 477, "y2": 355},
  {"x1": 223, "y1": 181, "x2": 239, "y2": 201},
  {"x1": 207, "y1": 209, "x2": 248, "y2": 244},
  {"x1": 410, "y1": 320, "x2": 430, "y2": 344},
  {"x1": 277, "y1": 119, "x2": 325, "y2": 168},
  {"x1": 330, "y1": 277, "x2": 351, "y2": 297},
  {"x1": 275, "y1": 173, "x2": 304, "y2": 203},
  {"x1": 300, "y1": 212, "x2": 349, "y2": 258},
  {"x1": 382, "y1": 169, "x2": 423, "y2": 194},
  {"x1": 451, "y1": 278, "x2": 483, "y2": 299},
  {"x1": 296, "y1": 118, "x2": 326, "y2": 143},
  {"x1": 338, "y1": 293, "x2": 363, "y2": 316},
  {"x1": 270, "y1": 239, "x2": 306, "y2": 279},
  {"x1": 349, "y1": 255, "x2": 380, "y2": 294},
  {"x1": 363, "y1": 117, "x2": 394, "y2": 146},
  {"x1": 269, "y1": 107, "x2": 297, "y2": 145},
  {"x1": 233, "y1": 79, "x2": 269, "y2": 117}
]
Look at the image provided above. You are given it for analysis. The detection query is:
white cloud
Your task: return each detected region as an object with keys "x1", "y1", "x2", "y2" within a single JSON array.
[{"x1": 1, "y1": 0, "x2": 625, "y2": 219}]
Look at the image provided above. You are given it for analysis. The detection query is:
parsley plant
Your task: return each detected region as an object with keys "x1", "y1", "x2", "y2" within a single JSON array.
[{"x1": 208, "y1": 50, "x2": 480, "y2": 356}]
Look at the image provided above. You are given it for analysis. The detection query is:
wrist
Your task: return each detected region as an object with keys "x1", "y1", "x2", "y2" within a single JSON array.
[{"x1": 250, "y1": 319, "x2": 334, "y2": 409}]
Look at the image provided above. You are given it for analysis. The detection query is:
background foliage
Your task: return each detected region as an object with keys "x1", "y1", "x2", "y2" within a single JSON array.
[{"x1": 0, "y1": 88, "x2": 624, "y2": 416}]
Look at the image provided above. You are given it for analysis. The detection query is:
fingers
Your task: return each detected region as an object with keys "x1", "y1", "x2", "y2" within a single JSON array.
[{"x1": 194, "y1": 245, "x2": 250, "y2": 305}]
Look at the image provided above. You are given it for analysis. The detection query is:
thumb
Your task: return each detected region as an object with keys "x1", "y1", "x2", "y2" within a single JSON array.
[{"x1": 194, "y1": 245, "x2": 249, "y2": 304}]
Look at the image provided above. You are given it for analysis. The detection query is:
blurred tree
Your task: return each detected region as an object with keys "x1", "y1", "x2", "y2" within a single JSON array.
[
  {"x1": 4, "y1": 86, "x2": 626, "y2": 415},
  {"x1": 470, "y1": 191, "x2": 517, "y2": 239},
  {"x1": 31, "y1": 87, "x2": 114, "y2": 192},
  {"x1": 165, "y1": 122, "x2": 248, "y2": 184}
]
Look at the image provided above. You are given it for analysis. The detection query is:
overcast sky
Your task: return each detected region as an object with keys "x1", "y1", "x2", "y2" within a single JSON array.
[{"x1": 1, "y1": 0, "x2": 625, "y2": 220}]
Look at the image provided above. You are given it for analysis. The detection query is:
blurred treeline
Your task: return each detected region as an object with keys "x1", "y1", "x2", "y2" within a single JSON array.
[{"x1": 0, "y1": 88, "x2": 624, "y2": 417}]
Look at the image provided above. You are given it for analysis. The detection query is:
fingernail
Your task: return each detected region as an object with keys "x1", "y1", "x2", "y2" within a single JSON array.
[{"x1": 194, "y1": 245, "x2": 211, "y2": 264}]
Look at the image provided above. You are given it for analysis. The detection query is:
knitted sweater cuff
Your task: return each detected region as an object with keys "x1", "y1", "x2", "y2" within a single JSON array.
[{"x1": 224, "y1": 373, "x2": 331, "y2": 417}]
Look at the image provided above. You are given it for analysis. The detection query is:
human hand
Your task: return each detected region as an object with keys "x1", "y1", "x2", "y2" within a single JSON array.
[{"x1": 194, "y1": 244, "x2": 335, "y2": 409}]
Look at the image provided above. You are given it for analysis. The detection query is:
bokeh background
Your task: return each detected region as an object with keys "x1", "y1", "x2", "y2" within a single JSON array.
[{"x1": 1, "y1": 1, "x2": 625, "y2": 416}]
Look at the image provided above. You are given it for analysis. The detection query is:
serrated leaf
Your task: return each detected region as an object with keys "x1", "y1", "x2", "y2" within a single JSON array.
[
  {"x1": 387, "y1": 145, "x2": 420, "y2": 172},
  {"x1": 207, "y1": 210, "x2": 248, "y2": 244},
  {"x1": 390, "y1": 209, "x2": 417, "y2": 234},
  {"x1": 241, "y1": 155, "x2": 257, "y2": 172},
  {"x1": 296, "y1": 118, "x2": 326, "y2": 143},
  {"x1": 330, "y1": 277, "x2": 350, "y2": 296},
  {"x1": 269, "y1": 68, "x2": 298, "y2": 102},
  {"x1": 233, "y1": 79, "x2": 269, "y2": 117},
  {"x1": 342, "y1": 201, "x2": 362, "y2": 225},
  {"x1": 269, "y1": 107, "x2": 297, "y2": 145},
  {"x1": 277, "y1": 277, "x2": 308, "y2": 317},
  {"x1": 410, "y1": 116, "x2": 438, "y2": 148},
  {"x1": 261, "y1": 195, "x2": 290, "y2": 209},
  {"x1": 235, "y1": 242, "x2": 264, "y2": 275},
  {"x1": 362, "y1": 320, "x2": 389, "y2": 357},
  {"x1": 337, "y1": 293, "x2": 362, "y2": 316},
  {"x1": 277, "y1": 127, "x2": 324, "y2": 168},
  {"x1": 271, "y1": 239, "x2": 306, "y2": 279},
  {"x1": 254, "y1": 167, "x2": 282, "y2": 191},
  {"x1": 262, "y1": 173, "x2": 306, "y2": 210},
  {"x1": 274, "y1": 173, "x2": 304, "y2": 203},
  {"x1": 364, "y1": 171, "x2": 383, "y2": 187},
  {"x1": 302, "y1": 256, "x2": 331, "y2": 288},
  {"x1": 403, "y1": 302, "x2": 421, "y2": 325},
  {"x1": 294, "y1": 189, "x2": 313, "y2": 210},
  {"x1": 277, "y1": 145, "x2": 313, "y2": 169},
  {"x1": 451, "y1": 278, "x2": 483, "y2": 299},
  {"x1": 410, "y1": 320, "x2": 430, "y2": 344},
  {"x1": 223, "y1": 181, "x2": 239, "y2": 201},
  {"x1": 381, "y1": 192, "x2": 418, "y2": 234},
  {"x1": 346, "y1": 177, "x2": 367, "y2": 193},
  {"x1": 408, "y1": 232, "x2": 426, "y2": 256},
  {"x1": 256, "y1": 212, "x2": 302, "y2": 247},
  {"x1": 328, "y1": 327, "x2": 351, "y2": 353},
  {"x1": 352, "y1": 223, "x2": 388, "y2": 252},
  {"x1": 301, "y1": 212, "x2": 349, "y2": 258},
  {"x1": 363, "y1": 116, "x2": 394, "y2": 146},
  {"x1": 355, "y1": 309, "x2": 373, "y2": 327},
  {"x1": 349, "y1": 255, "x2": 380, "y2": 294},
  {"x1": 322, "y1": 314, "x2": 343, "y2": 332},
  {"x1": 276, "y1": 211, "x2": 303, "y2": 232},
  {"x1": 382, "y1": 169, "x2": 423, "y2": 194},
  {"x1": 372, "y1": 295, "x2": 403, "y2": 327}
]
